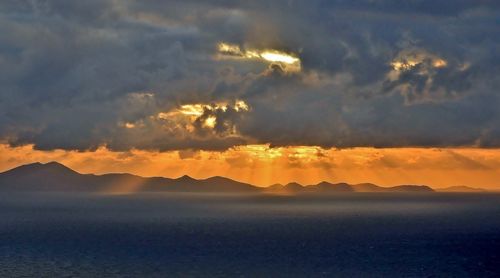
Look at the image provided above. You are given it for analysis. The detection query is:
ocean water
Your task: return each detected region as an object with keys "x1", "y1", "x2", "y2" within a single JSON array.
[{"x1": 0, "y1": 192, "x2": 499, "y2": 277}]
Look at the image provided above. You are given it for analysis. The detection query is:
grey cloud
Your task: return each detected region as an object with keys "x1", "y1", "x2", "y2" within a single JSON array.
[{"x1": 0, "y1": 0, "x2": 499, "y2": 151}]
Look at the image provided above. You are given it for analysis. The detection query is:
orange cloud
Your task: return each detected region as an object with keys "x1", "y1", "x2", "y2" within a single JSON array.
[{"x1": 1, "y1": 144, "x2": 499, "y2": 190}]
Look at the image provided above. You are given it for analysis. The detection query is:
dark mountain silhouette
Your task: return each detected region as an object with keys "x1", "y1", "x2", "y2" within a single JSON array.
[
  {"x1": 284, "y1": 182, "x2": 305, "y2": 191},
  {"x1": 0, "y1": 162, "x2": 258, "y2": 193},
  {"x1": 0, "y1": 162, "x2": 99, "y2": 192},
  {"x1": 265, "y1": 182, "x2": 305, "y2": 193},
  {"x1": 264, "y1": 181, "x2": 434, "y2": 193},
  {"x1": 352, "y1": 183, "x2": 386, "y2": 192},
  {"x1": 311, "y1": 181, "x2": 355, "y2": 192},
  {"x1": 0, "y1": 161, "x2": 441, "y2": 193},
  {"x1": 385, "y1": 185, "x2": 434, "y2": 192},
  {"x1": 436, "y1": 186, "x2": 487, "y2": 192}
]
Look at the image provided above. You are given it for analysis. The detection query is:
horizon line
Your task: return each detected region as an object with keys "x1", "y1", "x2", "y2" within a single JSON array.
[{"x1": 2, "y1": 160, "x2": 491, "y2": 192}]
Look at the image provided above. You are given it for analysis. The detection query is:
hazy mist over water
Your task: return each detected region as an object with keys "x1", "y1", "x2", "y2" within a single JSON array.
[{"x1": 1, "y1": 192, "x2": 499, "y2": 277}]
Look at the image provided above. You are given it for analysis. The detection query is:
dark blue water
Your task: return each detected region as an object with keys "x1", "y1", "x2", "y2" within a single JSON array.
[{"x1": 0, "y1": 193, "x2": 499, "y2": 277}]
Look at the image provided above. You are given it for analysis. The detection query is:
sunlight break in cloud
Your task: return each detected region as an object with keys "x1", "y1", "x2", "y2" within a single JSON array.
[
  {"x1": 390, "y1": 49, "x2": 447, "y2": 72},
  {"x1": 217, "y1": 42, "x2": 302, "y2": 73},
  {"x1": 156, "y1": 100, "x2": 250, "y2": 132}
]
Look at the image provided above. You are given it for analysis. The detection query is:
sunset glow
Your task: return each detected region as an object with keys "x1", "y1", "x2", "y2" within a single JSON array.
[
  {"x1": 260, "y1": 51, "x2": 300, "y2": 64},
  {"x1": 2, "y1": 1, "x2": 500, "y2": 276},
  {"x1": 390, "y1": 50, "x2": 448, "y2": 71},
  {"x1": 217, "y1": 42, "x2": 302, "y2": 73},
  {"x1": 2, "y1": 144, "x2": 499, "y2": 190}
]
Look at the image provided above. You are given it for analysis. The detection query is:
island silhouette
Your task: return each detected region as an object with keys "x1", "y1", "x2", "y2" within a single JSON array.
[{"x1": 0, "y1": 161, "x2": 485, "y2": 193}]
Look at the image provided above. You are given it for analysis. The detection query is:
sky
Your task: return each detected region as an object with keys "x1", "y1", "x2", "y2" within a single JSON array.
[{"x1": 1, "y1": 0, "x2": 500, "y2": 189}]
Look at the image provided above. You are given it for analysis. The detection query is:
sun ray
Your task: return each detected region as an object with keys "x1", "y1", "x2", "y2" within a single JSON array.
[{"x1": 217, "y1": 42, "x2": 301, "y2": 73}]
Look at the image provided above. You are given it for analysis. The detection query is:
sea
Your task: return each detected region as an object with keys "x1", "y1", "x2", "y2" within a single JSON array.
[{"x1": 0, "y1": 192, "x2": 499, "y2": 277}]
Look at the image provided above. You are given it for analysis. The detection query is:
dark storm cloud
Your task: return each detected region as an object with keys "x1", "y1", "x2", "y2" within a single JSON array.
[{"x1": 0, "y1": 0, "x2": 499, "y2": 151}]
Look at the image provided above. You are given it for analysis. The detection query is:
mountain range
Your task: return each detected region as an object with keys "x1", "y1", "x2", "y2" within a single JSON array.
[{"x1": 0, "y1": 162, "x2": 486, "y2": 193}]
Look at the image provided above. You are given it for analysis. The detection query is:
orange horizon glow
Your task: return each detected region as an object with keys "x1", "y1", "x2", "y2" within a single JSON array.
[{"x1": 1, "y1": 143, "x2": 499, "y2": 190}]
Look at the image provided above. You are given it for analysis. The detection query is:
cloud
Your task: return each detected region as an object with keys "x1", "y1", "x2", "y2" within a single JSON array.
[{"x1": 0, "y1": 0, "x2": 499, "y2": 151}]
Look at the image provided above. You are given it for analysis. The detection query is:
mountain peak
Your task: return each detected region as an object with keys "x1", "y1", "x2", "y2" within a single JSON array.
[
  {"x1": 44, "y1": 161, "x2": 73, "y2": 169},
  {"x1": 177, "y1": 174, "x2": 196, "y2": 181},
  {"x1": 1, "y1": 161, "x2": 78, "y2": 175},
  {"x1": 39, "y1": 161, "x2": 80, "y2": 174},
  {"x1": 313, "y1": 181, "x2": 354, "y2": 192},
  {"x1": 285, "y1": 182, "x2": 303, "y2": 187},
  {"x1": 45, "y1": 161, "x2": 62, "y2": 166},
  {"x1": 315, "y1": 181, "x2": 334, "y2": 186}
]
